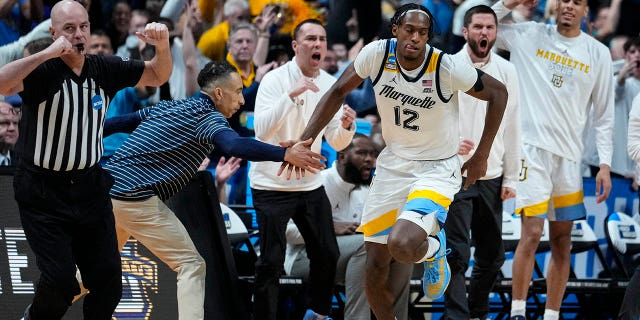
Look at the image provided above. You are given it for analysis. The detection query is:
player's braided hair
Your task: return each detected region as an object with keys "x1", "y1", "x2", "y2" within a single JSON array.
[{"x1": 390, "y1": 3, "x2": 436, "y2": 40}]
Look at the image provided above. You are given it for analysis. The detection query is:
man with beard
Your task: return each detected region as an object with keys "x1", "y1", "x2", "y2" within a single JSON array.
[
  {"x1": 285, "y1": 134, "x2": 414, "y2": 320},
  {"x1": 443, "y1": 5, "x2": 521, "y2": 320},
  {"x1": 492, "y1": 0, "x2": 614, "y2": 318}
]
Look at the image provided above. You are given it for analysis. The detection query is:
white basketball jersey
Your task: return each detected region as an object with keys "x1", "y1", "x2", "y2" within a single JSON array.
[{"x1": 371, "y1": 39, "x2": 461, "y2": 161}]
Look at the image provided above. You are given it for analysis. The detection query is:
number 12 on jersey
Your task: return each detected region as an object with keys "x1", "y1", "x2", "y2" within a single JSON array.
[{"x1": 394, "y1": 106, "x2": 419, "y2": 131}]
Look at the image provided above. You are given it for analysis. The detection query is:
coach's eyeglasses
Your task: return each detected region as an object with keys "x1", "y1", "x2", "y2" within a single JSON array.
[{"x1": 0, "y1": 104, "x2": 21, "y2": 116}]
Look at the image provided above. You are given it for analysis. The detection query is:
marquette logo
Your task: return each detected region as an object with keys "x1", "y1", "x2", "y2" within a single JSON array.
[
  {"x1": 115, "y1": 240, "x2": 159, "y2": 320},
  {"x1": 551, "y1": 74, "x2": 563, "y2": 88}
]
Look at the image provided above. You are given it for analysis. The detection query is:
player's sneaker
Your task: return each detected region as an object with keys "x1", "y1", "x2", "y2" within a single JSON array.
[
  {"x1": 302, "y1": 309, "x2": 333, "y2": 320},
  {"x1": 422, "y1": 228, "x2": 451, "y2": 300}
]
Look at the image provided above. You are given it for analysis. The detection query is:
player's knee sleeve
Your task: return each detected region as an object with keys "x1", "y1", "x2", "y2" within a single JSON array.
[{"x1": 397, "y1": 210, "x2": 439, "y2": 236}]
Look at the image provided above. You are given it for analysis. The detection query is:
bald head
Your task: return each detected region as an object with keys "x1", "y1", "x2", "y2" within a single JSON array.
[
  {"x1": 50, "y1": 0, "x2": 90, "y2": 54},
  {"x1": 51, "y1": 0, "x2": 88, "y2": 24}
]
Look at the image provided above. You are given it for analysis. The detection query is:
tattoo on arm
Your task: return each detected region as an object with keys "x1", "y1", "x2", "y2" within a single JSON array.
[{"x1": 473, "y1": 69, "x2": 485, "y2": 92}]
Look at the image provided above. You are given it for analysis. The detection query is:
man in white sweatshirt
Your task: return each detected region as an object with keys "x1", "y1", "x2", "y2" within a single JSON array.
[
  {"x1": 249, "y1": 19, "x2": 356, "y2": 320},
  {"x1": 492, "y1": 0, "x2": 614, "y2": 318},
  {"x1": 443, "y1": 5, "x2": 521, "y2": 320}
]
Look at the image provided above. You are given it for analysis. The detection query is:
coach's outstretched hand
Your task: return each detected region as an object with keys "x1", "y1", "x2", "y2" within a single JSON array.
[{"x1": 278, "y1": 138, "x2": 327, "y2": 180}]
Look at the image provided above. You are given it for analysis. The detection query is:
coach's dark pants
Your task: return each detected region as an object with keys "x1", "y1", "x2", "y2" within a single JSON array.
[
  {"x1": 252, "y1": 187, "x2": 339, "y2": 320},
  {"x1": 14, "y1": 165, "x2": 121, "y2": 320},
  {"x1": 443, "y1": 177, "x2": 506, "y2": 319}
]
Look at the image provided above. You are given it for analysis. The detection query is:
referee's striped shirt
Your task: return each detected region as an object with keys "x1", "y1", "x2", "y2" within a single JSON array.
[
  {"x1": 18, "y1": 55, "x2": 144, "y2": 171},
  {"x1": 103, "y1": 93, "x2": 231, "y2": 201}
]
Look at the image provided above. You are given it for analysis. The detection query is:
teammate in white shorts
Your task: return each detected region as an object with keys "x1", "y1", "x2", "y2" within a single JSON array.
[
  {"x1": 285, "y1": 3, "x2": 509, "y2": 319},
  {"x1": 492, "y1": 0, "x2": 614, "y2": 319}
]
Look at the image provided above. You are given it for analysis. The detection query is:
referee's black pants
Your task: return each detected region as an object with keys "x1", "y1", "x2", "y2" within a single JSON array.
[
  {"x1": 14, "y1": 165, "x2": 122, "y2": 320},
  {"x1": 443, "y1": 177, "x2": 506, "y2": 319},
  {"x1": 252, "y1": 187, "x2": 339, "y2": 320}
]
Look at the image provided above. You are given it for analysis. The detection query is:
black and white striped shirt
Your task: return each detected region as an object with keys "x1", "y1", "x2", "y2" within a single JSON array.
[{"x1": 18, "y1": 55, "x2": 144, "y2": 171}]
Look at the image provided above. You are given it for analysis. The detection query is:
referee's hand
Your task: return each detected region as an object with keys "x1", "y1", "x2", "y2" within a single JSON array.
[
  {"x1": 48, "y1": 36, "x2": 74, "y2": 58},
  {"x1": 136, "y1": 22, "x2": 170, "y2": 49}
]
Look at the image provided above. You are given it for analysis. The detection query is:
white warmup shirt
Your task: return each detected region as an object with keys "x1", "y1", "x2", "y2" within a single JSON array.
[
  {"x1": 250, "y1": 57, "x2": 355, "y2": 191},
  {"x1": 453, "y1": 45, "x2": 521, "y2": 189},
  {"x1": 493, "y1": 1, "x2": 614, "y2": 166}
]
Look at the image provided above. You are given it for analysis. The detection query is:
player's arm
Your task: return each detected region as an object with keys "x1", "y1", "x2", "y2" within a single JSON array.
[
  {"x1": 461, "y1": 69, "x2": 508, "y2": 188},
  {"x1": 627, "y1": 96, "x2": 640, "y2": 163},
  {"x1": 136, "y1": 22, "x2": 173, "y2": 87},
  {"x1": 493, "y1": 0, "x2": 537, "y2": 20},
  {"x1": 213, "y1": 130, "x2": 326, "y2": 171},
  {"x1": 591, "y1": 51, "x2": 615, "y2": 203},
  {"x1": 299, "y1": 63, "x2": 364, "y2": 141}
]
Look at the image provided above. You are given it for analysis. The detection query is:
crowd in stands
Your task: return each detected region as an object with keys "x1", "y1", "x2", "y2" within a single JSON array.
[{"x1": 1, "y1": 0, "x2": 639, "y2": 319}]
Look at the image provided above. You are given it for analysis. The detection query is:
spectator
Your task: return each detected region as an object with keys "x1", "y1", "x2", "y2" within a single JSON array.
[
  {"x1": 444, "y1": 5, "x2": 521, "y2": 320},
  {"x1": 294, "y1": 4, "x2": 508, "y2": 319},
  {"x1": 611, "y1": 35, "x2": 630, "y2": 74},
  {"x1": 23, "y1": 37, "x2": 54, "y2": 57},
  {"x1": 87, "y1": 29, "x2": 113, "y2": 55},
  {"x1": 250, "y1": 18, "x2": 356, "y2": 320},
  {"x1": 321, "y1": 47, "x2": 339, "y2": 76},
  {"x1": 585, "y1": 37, "x2": 640, "y2": 182},
  {"x1": 226, "y1": 22, "x2": 277, "y2": 136},
  {"x1": 492, "y1": 0, "x2": 614, "y2": 319},
  {"x1": 601, "y1": 0, "x2": 640, "y2": 39},
  {"x1": 197, "y1": 0, "x2": 249, "y2": 62},
  {"x1": 249, "y1": 0, "x2": 323, "y2": 38},
  {"x1": 115, "y1": 9, "x2": 149, "y2": 57},
  {"x1": 0, "y1": 0, "x2": 172, "y2": 317},
  {"x1": 107, "y1": 0, "x2": 132, "y2": 49},
  {"x1": 590, "y1": 4, "x2": 610, "y2": 41},
  {"x1": 325, "y1": 1, "x2": 382, "y2": 45},
  {"x1": 286, "y1": 134, "x2": 414, "y2": 320},
  {"x1": 0, "y1": 100, "x2": 20, "y2": 166}
]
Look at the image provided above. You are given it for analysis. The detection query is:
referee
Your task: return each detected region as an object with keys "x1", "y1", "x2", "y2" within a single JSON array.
[{"x1": 0, "y1": 1, "x2": 172, "y2": 318}]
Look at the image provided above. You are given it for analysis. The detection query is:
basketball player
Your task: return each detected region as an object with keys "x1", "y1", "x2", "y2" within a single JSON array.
[{"x1": 289, "y1": 4, "x2": 509, "y2": 319}]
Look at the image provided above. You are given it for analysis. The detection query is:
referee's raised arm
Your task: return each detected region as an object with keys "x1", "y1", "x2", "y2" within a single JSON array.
[
  {"x1": 0, "y1": 34, "x2": 74, "y2": 96},
  {"x1": 136, "y1": 22, "x2": 173, "y2": 88}
]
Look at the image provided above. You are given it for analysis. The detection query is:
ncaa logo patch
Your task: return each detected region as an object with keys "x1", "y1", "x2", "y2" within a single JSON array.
[
  {"x1": 92, "y1": 95, "x2": 104, "y2": 110},
  {"x1": 384, "y1": 54, "x2": 398, "y2": 72}
]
